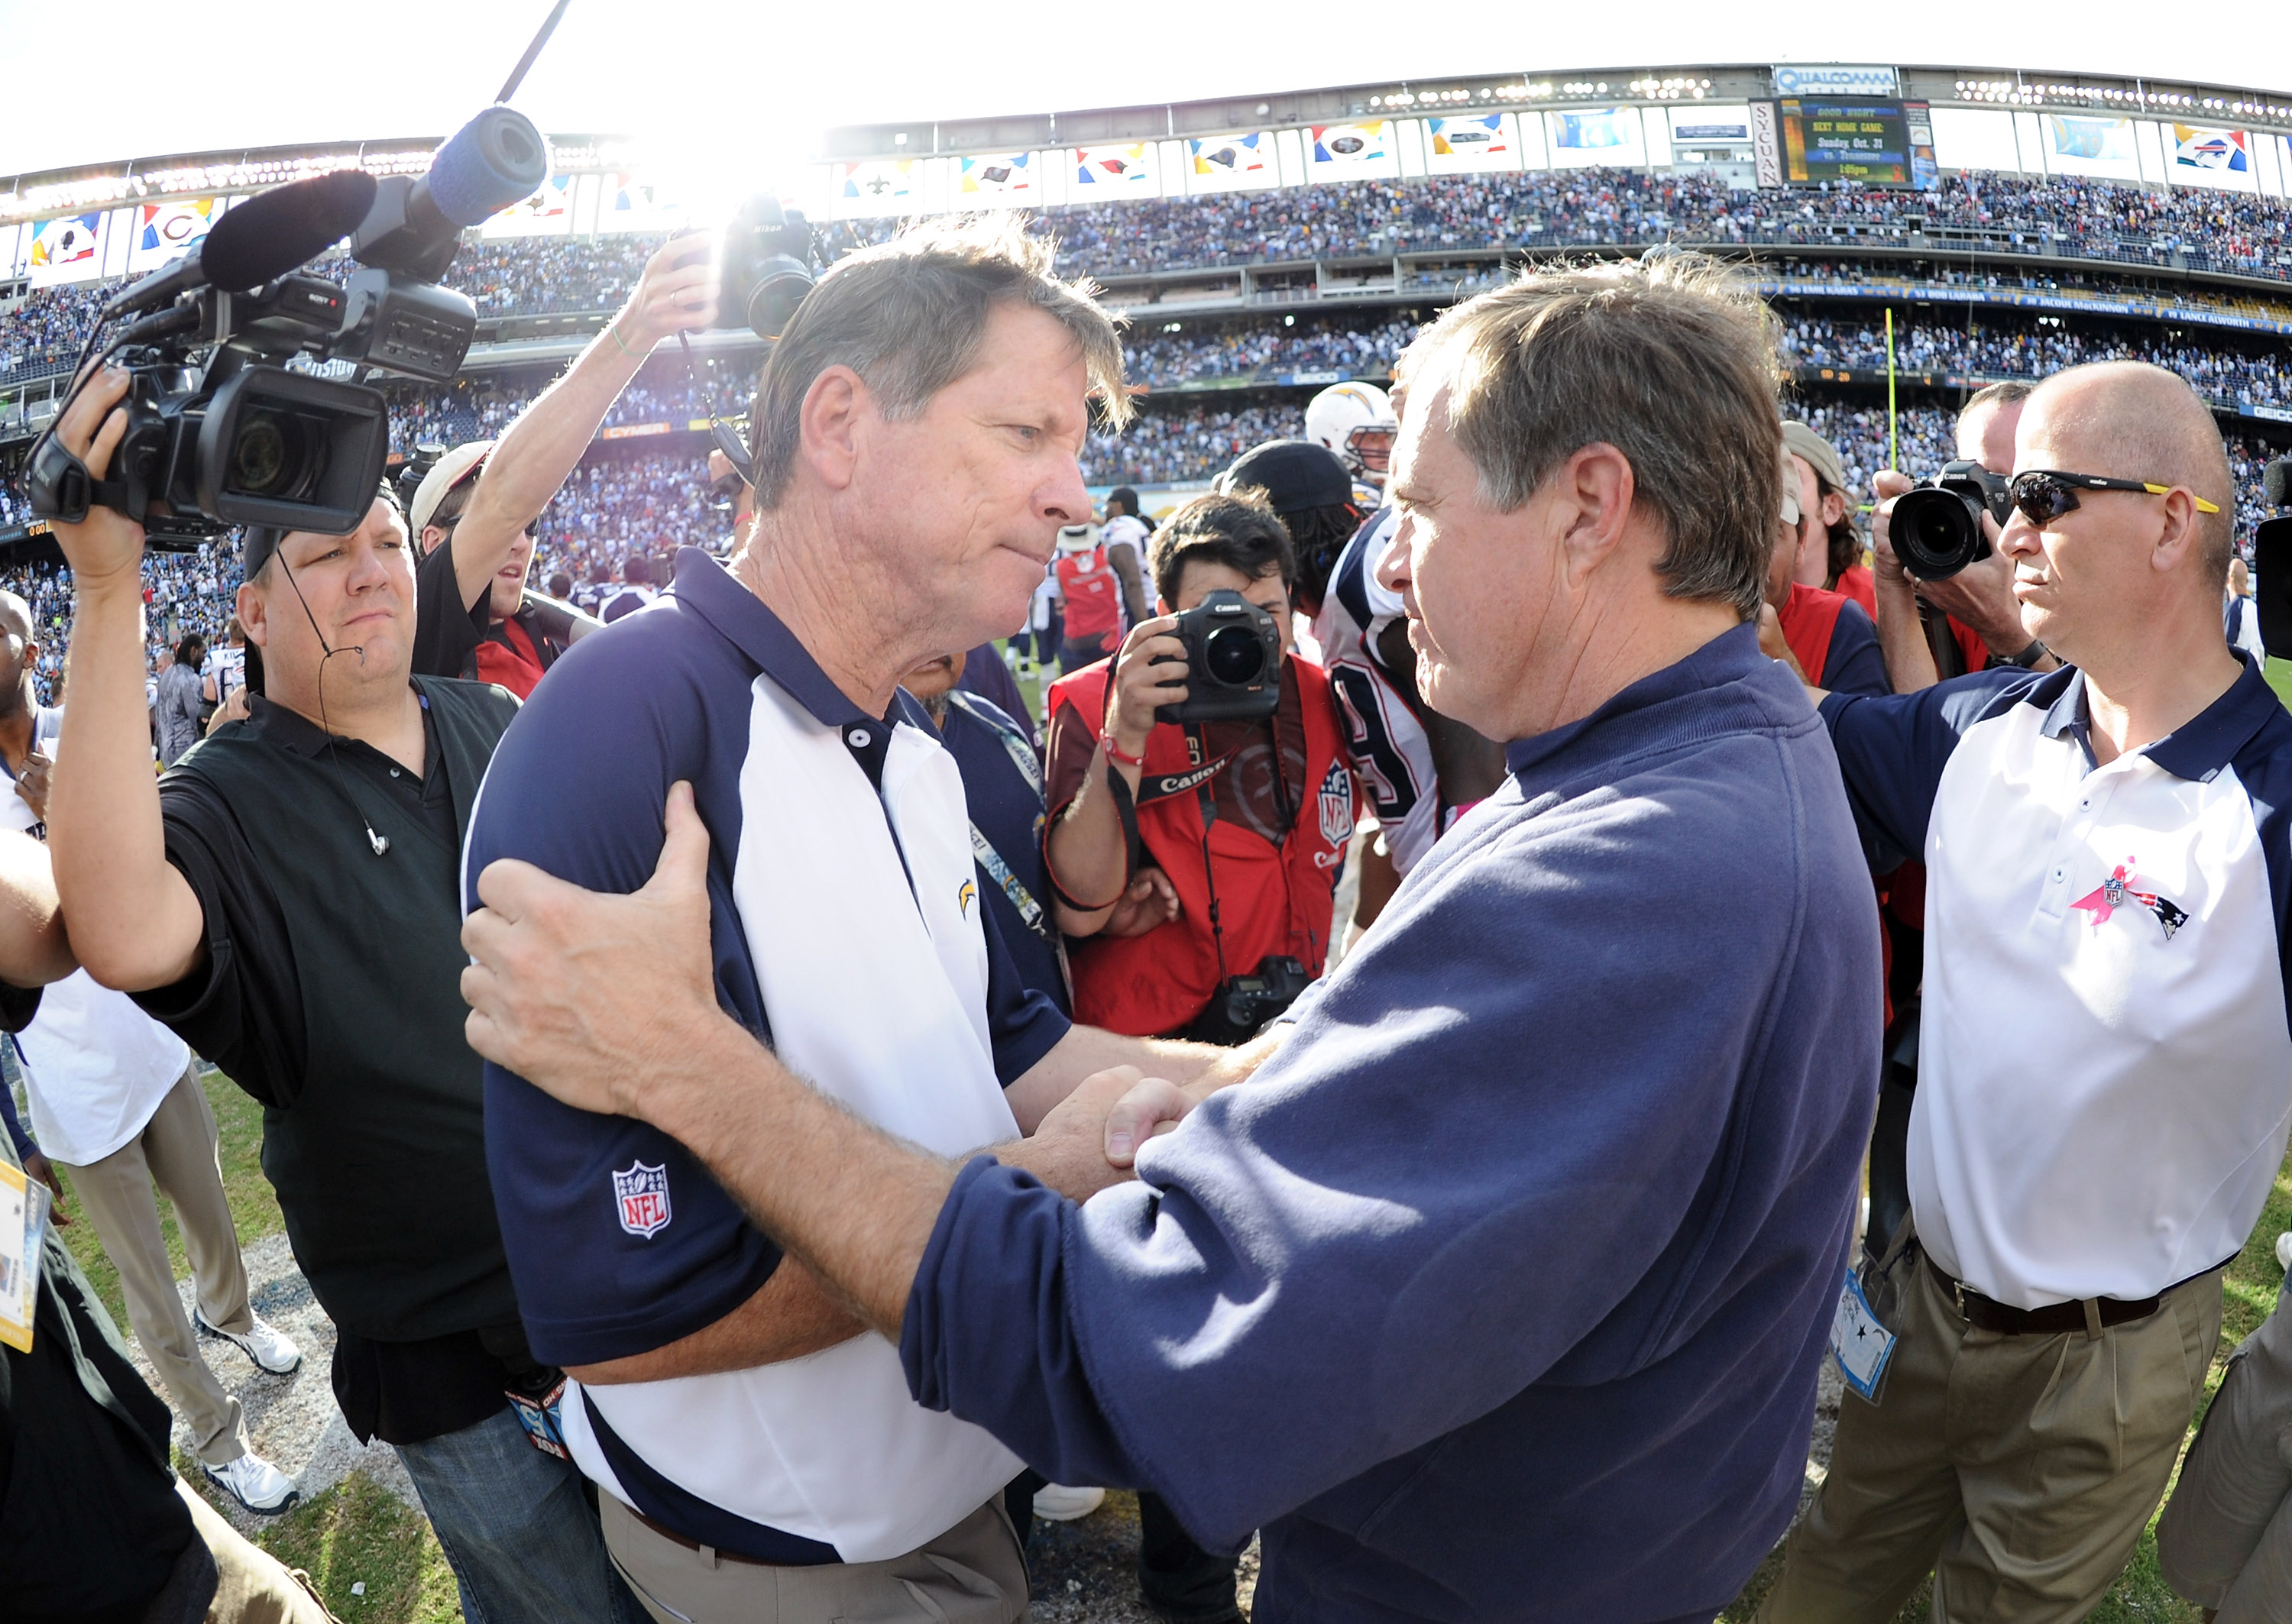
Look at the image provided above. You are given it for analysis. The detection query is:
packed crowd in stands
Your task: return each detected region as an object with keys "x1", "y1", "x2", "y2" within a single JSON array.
[
  {"x1": 1084, "y1": 402, "x2": 1302, "y2": 485},
  {"x1": 1123, "y1": 312, "x2": 1418, "y2": 387}
]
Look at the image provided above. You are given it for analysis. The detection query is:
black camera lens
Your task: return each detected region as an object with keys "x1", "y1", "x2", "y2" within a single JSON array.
[
  {"x1": 1892, "y1": 486, "x2": 1986, "y2": 581},
  {"x1": 1203, "y1": 623, "x2": 1267, "y2": 687},
  {"x1": 227, "y1": 406, "x2": 326, "y2": 503}
]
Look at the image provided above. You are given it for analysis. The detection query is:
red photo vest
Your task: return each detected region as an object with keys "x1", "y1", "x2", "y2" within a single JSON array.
[
  {"x1": 1056, "y1": 546, "x2": 1124, "y2": 641},
  {"x1": 1048, "y1": 657, "x2": 1355, "y2": 1037}
]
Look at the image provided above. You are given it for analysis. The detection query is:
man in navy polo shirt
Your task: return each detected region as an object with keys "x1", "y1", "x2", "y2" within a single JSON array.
[
  {"x1": 1761, "y1": 361, "x2": 2292, "y2": 1619},
  {"x1": 466, "y1": 225, "x2": 1233, "y2": 1624},
  {"x1": 465, "y1": 255, "x2": 1883, "y2": 1624}
]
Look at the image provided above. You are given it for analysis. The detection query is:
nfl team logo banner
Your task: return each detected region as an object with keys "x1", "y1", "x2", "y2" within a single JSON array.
[
  {"x1": 1546, "y1": 108, "x2": 1646, "y2": 167},
  {"x1": 613, "y1": 1160, "x2": 672, "y2": 1238},
  {"x1": 28, "y1": 213, "x2": 104, "y2": 286},
  {"x1": 1426, "y1": 114, "x2": 1517, "y2": 174},
  {"x1": 1189, "y1": 132, "x2": 1278, "y2": 192},
  {"x1": 959, "y1": 152, "x2": 1036, "y2": 205},
  {"x1": 481, "y1": 174, "x2": 574, "y2": 239},
  {"x1": 2168, "y1": 125, "x2": 2255, "y2": 192},
  {"x1": 837, "y1": 159, "x2": 918, "y2": 218},
  {"x1": 1307, "y1": 121, "x2": 1397, "y2": 180},
  {"x1": 128, "y1": 199, "x2": 216, "y2": 273},
  {"x1": 2043, "y1": 115, "x2": 2141, "y2": 181},
  {"x1": 601, "y1": 173, "x2": 692, "y2": 235},
  {"x1": 1073, "y1": 143, "x2": 1156, "y2": 193}
]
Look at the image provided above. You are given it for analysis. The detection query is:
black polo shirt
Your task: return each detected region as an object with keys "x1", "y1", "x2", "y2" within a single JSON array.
[{"x1": 132, "y1": 680, "x2": 526, "y2": 1444}]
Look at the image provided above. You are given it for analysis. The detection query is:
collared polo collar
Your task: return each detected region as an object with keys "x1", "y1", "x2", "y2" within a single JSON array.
[
  {"x1": 670, "y1": 547, "x2": 919, "y2": 785},
  {"x1": 241, "y1": 687, "x2": 432, "y2": 761},
  {"x1": 2036, "y1": 658, "x2": 2281, "y2": 784},
  {"x1": 1504, "y1": 620, "x2": 1767, "y2": 779}
]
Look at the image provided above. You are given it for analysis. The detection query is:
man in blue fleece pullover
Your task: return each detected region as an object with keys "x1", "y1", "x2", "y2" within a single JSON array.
[{"x1": 461, "y1": 255, "x2": 1882, "y2": 1624}]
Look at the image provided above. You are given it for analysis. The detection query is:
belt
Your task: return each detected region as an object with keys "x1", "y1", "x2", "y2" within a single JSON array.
[
  {"x1": 626, "y1": 1506, "x2": 777, "y2": 1567},
  {"x1": 1924, "y1": 1253, "x2": 2163, "y2": 1337}
]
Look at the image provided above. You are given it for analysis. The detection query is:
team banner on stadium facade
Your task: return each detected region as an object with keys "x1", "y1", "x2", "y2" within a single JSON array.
[
  {"x1": 1425, "y1": 115, "x2": 1520, "y2": 173},
  {"x1": 481, "y1": 174, "x2": 574, "y2": 238},
  {"x1": 2042, "y1": 115, "x2": 2141, "y2": 183},
  {"x1": 1306, "y1": 121, "x2": 1397, "y2": 181},
  {"x1": 836, "y1": 160, "x2": 920, "y2": 218},
  {"x1": 1546, "y1": 108, "x2": 1646, "y2": 167},
  {"x1": 1187, "y1": 132, "x2": 1278, "y2": 192},
  {"x1": 958, "y1": 152, "x2": 1038, "y2": 205},
  {"x1": 127, "y1": 199, "x2": 218, "y2": 273},
  {"x1": 601, "y1": 174, "x2": 691, "y2": 234},
  {"x1": 1073, "y1": 144, "x2": 1157, "y2": 193},
  {"x1": 28, "y1": 212, "x2": 105, "y2": 285},
  {"x1": 2168, "y1": 125, "x2": 2257, "y2": 192}
]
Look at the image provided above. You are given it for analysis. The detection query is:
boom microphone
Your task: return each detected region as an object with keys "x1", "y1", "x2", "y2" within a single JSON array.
[
  {"x1": 100, "y1": 168, "x2": 380, "y2": 321},
  {"x1": 202, "y1": 170, "x2": 380, "y2": 292},
  {"x1": 351, "y1": 106, "x2": 549, "y2": 279}
]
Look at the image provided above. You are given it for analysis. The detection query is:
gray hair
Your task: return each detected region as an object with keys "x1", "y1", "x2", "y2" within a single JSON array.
[
  {"x1": 1400, "y1": 253, "x2": 1782, "y2": 620},
  {"x1": 746, "y1": 217, "x2": 1128, "y2": 510}
]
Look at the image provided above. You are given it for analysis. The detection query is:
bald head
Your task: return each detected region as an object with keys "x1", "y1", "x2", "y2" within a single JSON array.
[
  {"x1": 0, "y1": 593, "x2": 30, "y2": 645},
  {"x1": 2026, "y1": 361, "x2": 2235, "y2": 583}
]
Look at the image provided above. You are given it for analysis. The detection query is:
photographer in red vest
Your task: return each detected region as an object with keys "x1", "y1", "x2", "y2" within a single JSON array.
[
  {"x1": 1054, "y1": 522, "x2": 1127, "y2": 671},
  {"x1": 1043, "y1": 490, "x2": 1354, "y2": 1043}
]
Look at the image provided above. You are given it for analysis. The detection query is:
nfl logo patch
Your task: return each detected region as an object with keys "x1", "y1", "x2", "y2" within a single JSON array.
[
  {"x1": 1319, "y1": 762, "x2": 1355, "y2": 849},
  {"x1": 613, "y1": 1161, "x2": 672, "y2": 1238}
]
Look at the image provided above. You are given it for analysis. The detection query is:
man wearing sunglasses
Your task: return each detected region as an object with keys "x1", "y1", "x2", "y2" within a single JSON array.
[{"x1": 1762, "y1": 361, "x2": 2292, "y2": 1621}]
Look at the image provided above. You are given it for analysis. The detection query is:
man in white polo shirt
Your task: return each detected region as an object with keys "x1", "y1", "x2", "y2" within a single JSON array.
[
  {"x1": 466, "y1": 222, "x2": 1226, "y2": 1624},
  {"x1": 1762, "y1": 361, "x2": 2292, "y2": 1618}
]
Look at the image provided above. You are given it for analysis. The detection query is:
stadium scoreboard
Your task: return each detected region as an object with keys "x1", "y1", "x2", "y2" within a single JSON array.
[{"x1": 1753, "y1": 98, "x2": 1937, "y2": 189}]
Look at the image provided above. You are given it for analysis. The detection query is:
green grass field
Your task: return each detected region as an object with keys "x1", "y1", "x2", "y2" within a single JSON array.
[{"x1": 37, "y1": 1066, "x2": 2292, "y2": 1623}]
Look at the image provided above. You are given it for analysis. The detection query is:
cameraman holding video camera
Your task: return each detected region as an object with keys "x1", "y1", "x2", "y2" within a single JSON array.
[{"x1": 1043, "y1": 489, "x2": 1352, "y2": 1043}]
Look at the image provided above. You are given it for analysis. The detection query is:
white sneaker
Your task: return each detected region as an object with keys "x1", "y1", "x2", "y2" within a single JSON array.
[
  {"x1": 1031, "y1": 1483, "x2": 1106, "y2": 1522},
  {"x1": 203, "y1": 1451, "x2": 298, "y2": 1514},
  {"x1": 195, "y1": 1308, "x2": 303, "y2": 1374},
  {"x1": 2276, "y1": 1232, "x2": 2291, "y2": 1273}
]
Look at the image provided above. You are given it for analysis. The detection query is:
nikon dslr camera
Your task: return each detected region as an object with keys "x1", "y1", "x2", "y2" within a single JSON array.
[
  {"x1": 1889, "y1": 461, "x2": 2014, "y2": 581},
  {"x1": 1152, "y1": 589, "x2": 1285, "y2": 726}
]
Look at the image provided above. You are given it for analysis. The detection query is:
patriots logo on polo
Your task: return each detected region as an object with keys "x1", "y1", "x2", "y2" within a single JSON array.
[
  {"x1": 612, "y1": 1161, "x2": 672, "y2": 1238},
  {"x1": 2071, "y1": 858, "x2": 2189, "y2": 941}
]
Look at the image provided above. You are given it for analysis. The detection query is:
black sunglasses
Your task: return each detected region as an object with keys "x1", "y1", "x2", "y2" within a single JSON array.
[{"x1": 2008, "y1": 469, "x2": 2222, "y2": 528}]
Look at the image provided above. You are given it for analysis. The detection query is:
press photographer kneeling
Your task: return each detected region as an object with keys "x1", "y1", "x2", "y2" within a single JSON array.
[{"x1": 1043, "y1": 490, "x2": 1352, "y2": 1044}]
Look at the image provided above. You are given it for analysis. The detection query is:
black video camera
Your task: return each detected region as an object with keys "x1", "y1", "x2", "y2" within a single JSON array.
[
  {"x1": 26, "y1": 107, "x2": 549, "y2": 551},
  {"x1": 1889, "y1": 460, "x2": 2013, "y2": 581},
  {"x1": 1153, "y1": 589, "x2": 1284, "y2": 726},
  {"x1": 1185, "y1": 955, "x2": 1313, "y2": 1046},
  {"x1": 2255, "y1": 457, "x2": 2292, "y2": 658},
  {"x1": 672, "y1": 196, "x2": 819, "y2": 341}
]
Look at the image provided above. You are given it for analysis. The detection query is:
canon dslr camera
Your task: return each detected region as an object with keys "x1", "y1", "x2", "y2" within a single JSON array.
[
  {"x1": 1153, "y1": 589, "x2": 1285, "y2": 726},
  {"x1": 1186, "y1": 955, "x2": 1313, "y2": 1046},
  {"x1": 1889, "y1": 461, "x2": 2014, "y2": 581}
]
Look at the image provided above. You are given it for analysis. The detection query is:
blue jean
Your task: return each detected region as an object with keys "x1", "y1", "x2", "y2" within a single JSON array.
[{"x1": 395, "y1": 1405, "x2": 642, "y2": 1624}]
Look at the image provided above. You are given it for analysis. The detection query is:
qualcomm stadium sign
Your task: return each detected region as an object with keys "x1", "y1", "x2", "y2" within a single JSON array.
[{"x1": 1772, "y1": 65, "x2": 1902, "y2": 99}]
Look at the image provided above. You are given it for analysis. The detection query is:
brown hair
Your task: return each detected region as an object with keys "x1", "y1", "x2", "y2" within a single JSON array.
[
  {"x1": 746, "y1": 217, "x2": 1128, "y2": 510},
  {"x1": 1148, "y1": 490, "x2": 1297, "y2": 606},
  {"x1": 1400, "y1": 252, "x2": 1782, "y2": 619}
]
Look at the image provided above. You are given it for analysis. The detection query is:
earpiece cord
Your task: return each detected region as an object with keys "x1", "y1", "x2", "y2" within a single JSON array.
[{"x1": 272, "y1": 554, "x2": 390, "y2": 857}]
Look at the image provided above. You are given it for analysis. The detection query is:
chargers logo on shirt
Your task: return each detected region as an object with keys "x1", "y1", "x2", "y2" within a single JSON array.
[
  {"x1": 2072, "y1": 858, "x2": 2190, "y2": 941},
  {"x1": 957, "y1": 878, "x2": 977, "y2": 919},
  {"x1": 612, "y1": 1161, "x2": 672, "y2": 1238}
]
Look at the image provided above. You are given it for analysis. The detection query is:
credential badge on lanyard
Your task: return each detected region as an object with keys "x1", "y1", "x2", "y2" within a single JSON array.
[{"x1": 1830, "y1": 1267, "x2": 1897, "y2": 1403}]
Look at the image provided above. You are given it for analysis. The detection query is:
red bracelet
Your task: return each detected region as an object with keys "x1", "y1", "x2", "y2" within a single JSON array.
[{"x1": 1101, "y1": 731, "x2": 1147, "y2": 768}]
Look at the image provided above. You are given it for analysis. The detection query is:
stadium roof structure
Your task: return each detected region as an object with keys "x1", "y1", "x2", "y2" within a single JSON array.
[{"x1": 7, "y1": 60, "x2": 2292, "y2": 226}]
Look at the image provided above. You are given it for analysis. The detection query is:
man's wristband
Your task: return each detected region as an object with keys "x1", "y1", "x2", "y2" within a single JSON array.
[
  {"x1": 604, "y1": 322, "x2": 639, "y2": 358},
  {"x1": 1101, "y1": 731, "x2": 1147, "y2": 769},
  {"x1": 1996, "y1": 639, "x2": 2051, "y2": 670}
]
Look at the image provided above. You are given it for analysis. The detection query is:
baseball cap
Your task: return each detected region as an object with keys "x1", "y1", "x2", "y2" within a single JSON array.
[
  {"x1": 1778, "y1": 449, "x2": 1802, "y2": 527},
  {"x1": 409, "y1": 441, "x2": 495, "y2": 537},
  {"x1": 1219, "y1": 439, "x2": 1353, "y2": 515},
  {"x1": 1780, "y1": 421, "x2": 1848, "y2": 495}
]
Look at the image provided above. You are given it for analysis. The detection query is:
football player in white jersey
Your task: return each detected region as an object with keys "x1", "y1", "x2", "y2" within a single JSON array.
[{"x1": 1309, "y1": 383, "x2": 1504, "y2": 934}]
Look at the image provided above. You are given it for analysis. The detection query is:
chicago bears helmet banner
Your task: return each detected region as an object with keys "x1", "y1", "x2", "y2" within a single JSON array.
[{"x1": 127, "y1": 199, "x2": 218, "y2": 273}]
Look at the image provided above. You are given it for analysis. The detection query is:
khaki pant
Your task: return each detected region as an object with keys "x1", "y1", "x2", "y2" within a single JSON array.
[
  {"x1": 178, "y1": 1480, "x2": 342, "y2": 1623},
  {"x1": 1760, "y1": 1249, "x2": 2223, "y2": 1623},
  {"x1": 600, "y1": 1492, "x2": 1028, "y2": 1624},
  {"x1": 63, "y1": 1063, "x2": 255, "y2": 1467},
  {"x1": 2158, "y1": 1283, "x2": 2292, "y2": 1621}
]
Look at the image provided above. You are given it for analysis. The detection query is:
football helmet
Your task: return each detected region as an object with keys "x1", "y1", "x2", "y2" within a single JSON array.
[{"x1": 1305, "y1": 383, "x2": 1398, "y2": 488}]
